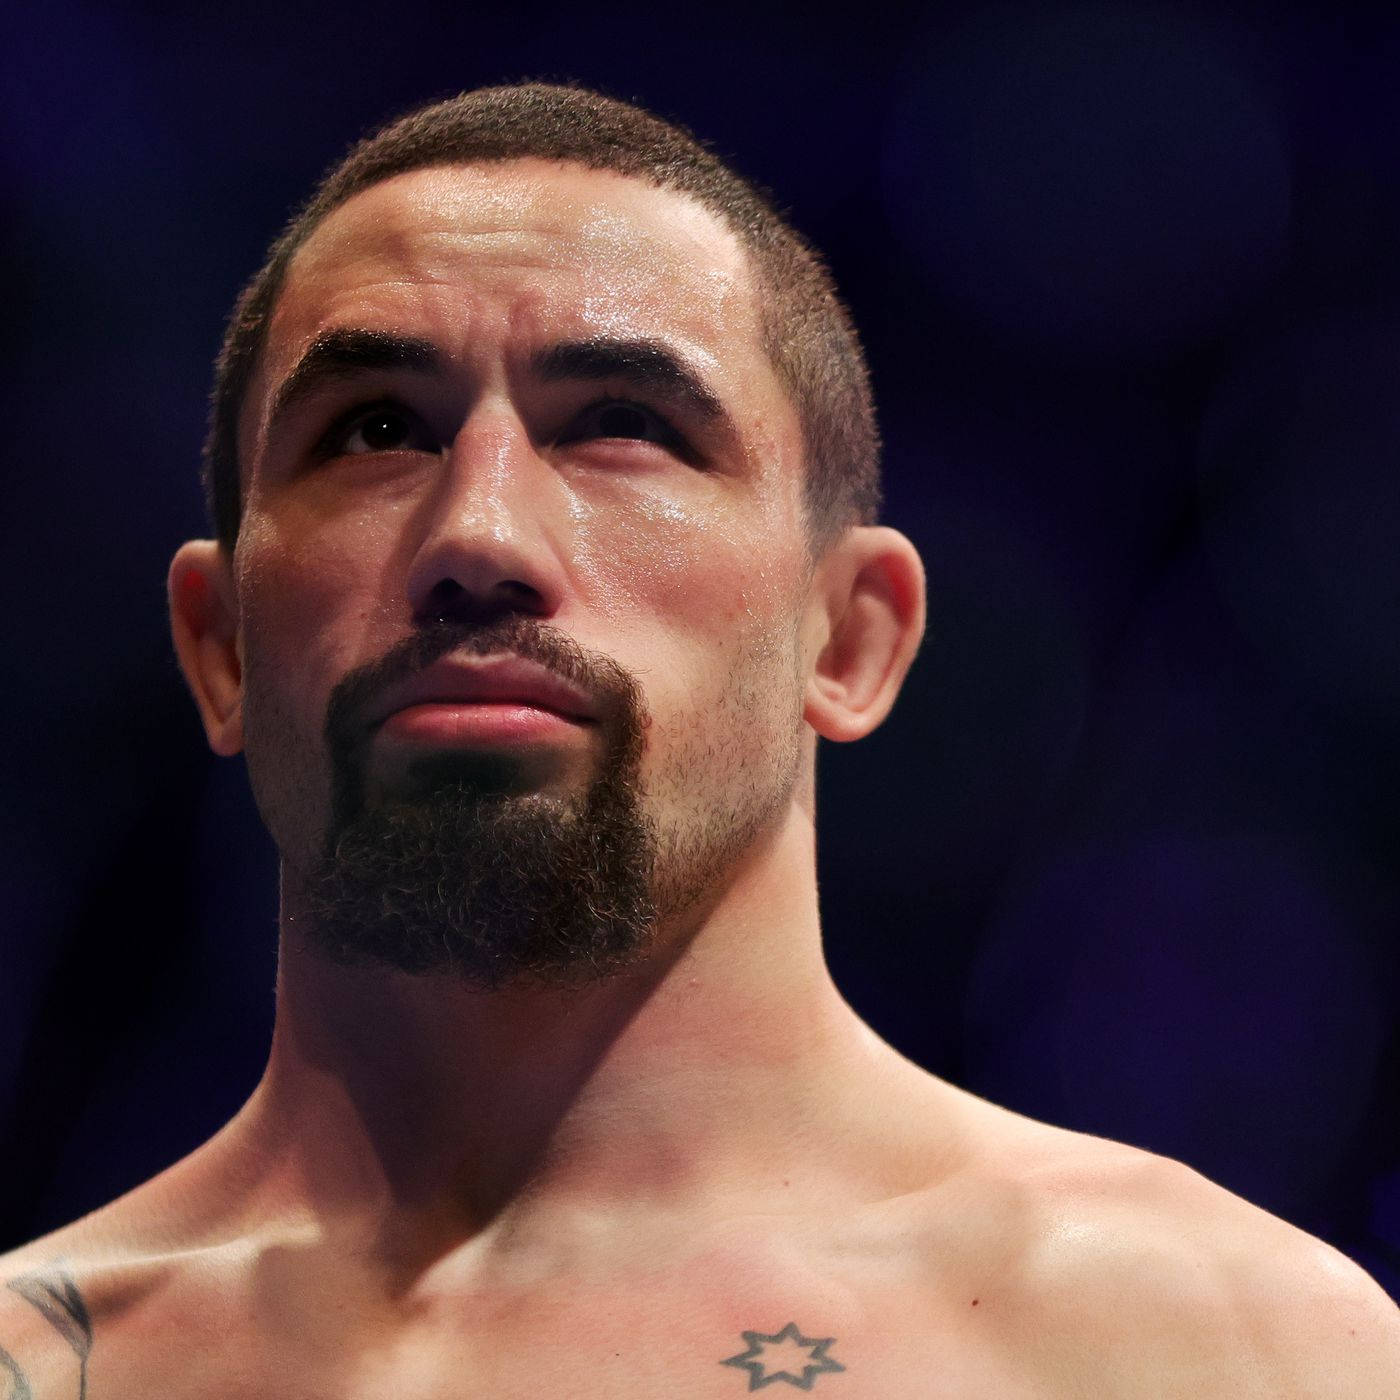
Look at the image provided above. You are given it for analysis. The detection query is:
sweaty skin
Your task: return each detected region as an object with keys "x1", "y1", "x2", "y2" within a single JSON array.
[{"x1": 1, "y1": 161, "x2": 1396, "y2": 1399}]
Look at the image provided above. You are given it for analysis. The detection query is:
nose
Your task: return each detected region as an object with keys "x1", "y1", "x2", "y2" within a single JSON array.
[{"x1": 404, "y1": 404, "x2": 568, "y2": 627}]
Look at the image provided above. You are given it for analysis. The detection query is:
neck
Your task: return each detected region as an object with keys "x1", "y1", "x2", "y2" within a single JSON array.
[{"x1": 214, "y1": 802, "x2": 914, "y2": 1268}]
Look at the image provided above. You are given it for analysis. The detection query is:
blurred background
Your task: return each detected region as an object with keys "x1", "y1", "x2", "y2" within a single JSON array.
[{"x1": 2, "y1": 0, "x2": 1399, "y2": 1300}]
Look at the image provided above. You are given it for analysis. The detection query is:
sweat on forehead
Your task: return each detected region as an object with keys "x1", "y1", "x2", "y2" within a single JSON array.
[
  {"x1": 290, "y1": 159, "x2": 751, "y2": 275},
  {"x1": 267, "y1": 162, "x2": 755, "y2": 354}
]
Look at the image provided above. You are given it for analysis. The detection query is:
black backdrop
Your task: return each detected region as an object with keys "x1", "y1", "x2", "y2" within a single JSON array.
[{"x1": 3, "y1": 0, "x2": 1399, "y2": 1302}]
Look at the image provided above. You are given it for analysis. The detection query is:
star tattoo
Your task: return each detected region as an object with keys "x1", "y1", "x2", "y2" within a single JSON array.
[{"x1": 720, "y1": 1321, "x2": 846, "y2": 1390}]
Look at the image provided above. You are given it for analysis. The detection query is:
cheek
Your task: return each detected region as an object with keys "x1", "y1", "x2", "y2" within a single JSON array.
[
  {"x1": 568, "y1": 479, "x2": 799, "y2": 650},
  {"x1": 569, "y1": 489, "x2": 805, "y2": 762},
  {"x1": 234, "y1": 509, "x2": 399, "y2": 717}
]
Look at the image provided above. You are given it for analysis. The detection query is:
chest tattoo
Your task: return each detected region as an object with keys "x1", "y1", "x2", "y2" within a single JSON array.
[{"x1": 720, "y1": 1321, "x2": 846, "y2": 1390}]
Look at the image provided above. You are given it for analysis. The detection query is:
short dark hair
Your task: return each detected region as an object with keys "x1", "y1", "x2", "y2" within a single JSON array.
[{"x1": 203, "y1": 83, "x2": 881, "y2": 554}]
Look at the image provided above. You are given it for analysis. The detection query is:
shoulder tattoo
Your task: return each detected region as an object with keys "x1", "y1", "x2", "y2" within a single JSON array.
[{"x1": 2, "y1": 1265, "x2": 92, "y2": 1400}]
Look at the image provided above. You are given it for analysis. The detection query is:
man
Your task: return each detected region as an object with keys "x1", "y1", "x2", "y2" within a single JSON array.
[{"x1": 1, "y1": 82, "x2": 1395, "y2": 1398}]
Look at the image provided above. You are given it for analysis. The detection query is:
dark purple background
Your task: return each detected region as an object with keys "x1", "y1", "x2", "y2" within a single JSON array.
[{"x1": 3, "y1": 0, "x2": 1398, "y2": 1300}]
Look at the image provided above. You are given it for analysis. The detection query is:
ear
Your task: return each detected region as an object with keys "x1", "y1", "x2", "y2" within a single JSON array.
[
  {"x1": 168, "y1": 539, "x2": 244, "y2": 756},
  {"x1": 804, "y1": 526, "x2": 926, "y2": 743}
]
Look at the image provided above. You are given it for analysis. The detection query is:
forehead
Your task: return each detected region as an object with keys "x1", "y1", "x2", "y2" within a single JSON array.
[
  {"x1": 290, "y1": 158, "x2": 757, "y2": 307},
  {"x1": 251, "y1": 160, "x2": 778, "y2": 427}
]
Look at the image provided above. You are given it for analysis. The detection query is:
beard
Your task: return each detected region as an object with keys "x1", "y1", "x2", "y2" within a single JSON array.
[{"x1": 296, "y1": 615, "x2": 660, "y2": 991}]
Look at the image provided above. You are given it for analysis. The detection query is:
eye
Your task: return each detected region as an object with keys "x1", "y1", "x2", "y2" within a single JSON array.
[
  {"x1": 318, "y1": 402, "x2": 438, "y2": 457},
  {"x1": 557, "y1": 398, "x2": 685, "y2": 451}
]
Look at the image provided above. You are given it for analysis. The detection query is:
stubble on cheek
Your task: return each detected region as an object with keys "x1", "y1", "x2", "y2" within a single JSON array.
[
  {"x1": 641, "y1": 605, "x2": 808, "y2": 922},
  {"x1": 591, "y1": 481, "x2": 811, "y2": 896},
  {"x1": 239, "y1": 641, "x2": 338, "y2": 876},
  {"x1": 232, "y1": 532, "x2": 350, "y2": 875}
]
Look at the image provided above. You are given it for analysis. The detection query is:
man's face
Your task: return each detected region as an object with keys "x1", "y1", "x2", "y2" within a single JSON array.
[{"x1": 230, "y1": 159, "x2": 819, "y2": 983}]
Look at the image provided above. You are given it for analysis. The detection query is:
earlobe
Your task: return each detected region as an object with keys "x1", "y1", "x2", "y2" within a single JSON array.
[
  {"x1": 168, "y1": 539, "x2": 244, "y2": 757},
  {"x1": 804, "y1": 527, "x2": 926, "y2": 744}
]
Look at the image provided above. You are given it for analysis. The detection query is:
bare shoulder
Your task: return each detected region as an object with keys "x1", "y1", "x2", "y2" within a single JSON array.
[
  {"x1": 0, "y1": 1231, "x2": 101, "y2": 1399},
  {"x1": 0, "y1": 1190, "x2": 223, "y2": 1398},
  {"x1": 960, "y1": 1115, "x2": 1400, "y2": 1398}
]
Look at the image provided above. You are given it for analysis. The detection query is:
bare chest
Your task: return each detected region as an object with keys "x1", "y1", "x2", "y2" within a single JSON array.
[
  {"x1": 85, "y1": 1262, "x2": 1039, "y2": 1400},
  {"x1": 96, "y1": 1307, "x2": 1031, "y2": 1400}
]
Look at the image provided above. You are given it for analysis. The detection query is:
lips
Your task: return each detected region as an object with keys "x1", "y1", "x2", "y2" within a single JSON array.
[{"x1": 365, "y1": 655, "x2": 598, "y2": 733}]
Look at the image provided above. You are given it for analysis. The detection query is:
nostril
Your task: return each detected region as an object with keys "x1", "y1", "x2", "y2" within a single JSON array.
[{"x1": 413, "y1": 577, "x2": 543, "y2": 628}]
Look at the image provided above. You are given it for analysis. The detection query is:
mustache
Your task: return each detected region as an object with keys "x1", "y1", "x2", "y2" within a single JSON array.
[{"x1": 322, "y1": 615, "x2": 644, "y2": 761}]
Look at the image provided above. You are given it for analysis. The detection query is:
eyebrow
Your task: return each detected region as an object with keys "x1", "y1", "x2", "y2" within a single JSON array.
[
  {"x1": 267, "y1": 328, "x2": 442, "y2": 429},
  {"x1": 265, "y1": 328, "x2": 731, "y2": 440},
  {"x1": 531, "y1": 337, "x2": 728, "y2": 424}
]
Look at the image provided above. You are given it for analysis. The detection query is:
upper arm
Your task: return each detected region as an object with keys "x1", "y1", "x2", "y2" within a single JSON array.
[{"x1": 1241, "y1": 1237, "x2": 1400, "y2": 1399}]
